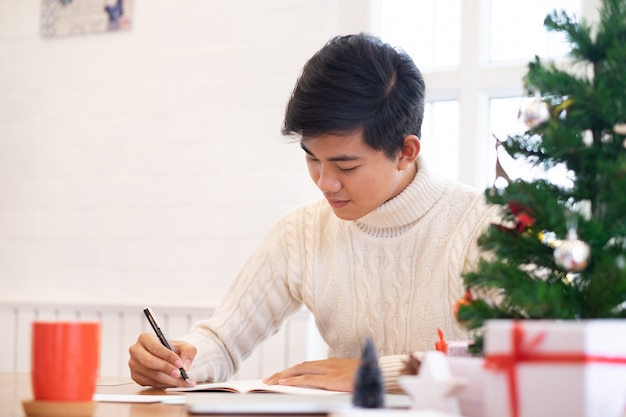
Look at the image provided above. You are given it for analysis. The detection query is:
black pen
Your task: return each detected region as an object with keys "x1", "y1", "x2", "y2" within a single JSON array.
[{"x1": 143, "y1": 307, "x2": 191, "y2": 385}]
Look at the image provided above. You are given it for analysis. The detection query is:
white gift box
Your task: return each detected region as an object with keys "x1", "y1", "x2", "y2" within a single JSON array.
[
  {"x1": 484, "y1": 319, "x2": 626, "y2": 417},
  {"x1": 447, "y1": 356, "x2": 486, "y2": 417}
]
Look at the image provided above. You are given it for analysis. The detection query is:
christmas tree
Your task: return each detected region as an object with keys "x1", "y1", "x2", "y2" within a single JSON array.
[{"x1": 458, "y1": 0, "x2": 626, "y2": 353}]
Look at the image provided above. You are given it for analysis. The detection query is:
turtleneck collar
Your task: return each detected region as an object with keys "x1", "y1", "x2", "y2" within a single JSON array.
[{"x1": 353, "y1": 156, "x2": 447, "y2": 237}]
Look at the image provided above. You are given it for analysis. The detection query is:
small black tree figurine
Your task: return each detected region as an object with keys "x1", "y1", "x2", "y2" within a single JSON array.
[{"x1": 352, "y1": 337, "x2": 385, "y2": 408}]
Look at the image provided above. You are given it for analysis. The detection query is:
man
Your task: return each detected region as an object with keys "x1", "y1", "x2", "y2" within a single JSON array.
[{"x1": 129, "y1": 33, "x2": 499, "y2": 393}]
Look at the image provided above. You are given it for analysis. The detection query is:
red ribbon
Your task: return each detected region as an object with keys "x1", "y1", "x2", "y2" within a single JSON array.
[{"x1": 484, "y1": 321, "x2": 626, "y2": 417}]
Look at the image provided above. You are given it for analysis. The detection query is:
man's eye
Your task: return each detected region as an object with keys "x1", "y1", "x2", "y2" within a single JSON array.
[{"x1": 339, "y1": 166, "x2": 357, "y2": 173}]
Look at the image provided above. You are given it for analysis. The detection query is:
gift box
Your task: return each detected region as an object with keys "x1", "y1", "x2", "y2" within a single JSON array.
[
  {"x1": 484, "y1": 319, "x2": 626, "y2": 417},
  {"x1": 448, "y1": 356, "x2": 486, "y2": 417}
]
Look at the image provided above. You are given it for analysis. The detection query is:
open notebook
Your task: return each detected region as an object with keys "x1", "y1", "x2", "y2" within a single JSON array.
[{"x1": 167, "y1": 378, "x2": 346, "y2": 395}]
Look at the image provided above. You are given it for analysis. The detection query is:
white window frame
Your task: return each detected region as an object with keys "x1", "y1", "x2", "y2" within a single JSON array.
[{"x1": 370, "y1": 0, "x2": 601, "y2": 189}]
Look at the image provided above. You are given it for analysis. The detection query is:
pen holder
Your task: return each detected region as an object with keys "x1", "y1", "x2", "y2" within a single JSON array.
[{"x1": 23, "y1": 321, "x2": 101, "y2": 417}]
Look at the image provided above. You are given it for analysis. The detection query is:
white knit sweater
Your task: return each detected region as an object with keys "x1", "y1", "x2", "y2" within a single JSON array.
[{"x1": 181, "y1": 157, "x2": 500, "y2": 391}]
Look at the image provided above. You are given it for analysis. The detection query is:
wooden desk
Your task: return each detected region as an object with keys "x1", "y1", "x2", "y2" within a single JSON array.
[{"x1": 1, "y1": 373, "x2": 187, "y2": 417}]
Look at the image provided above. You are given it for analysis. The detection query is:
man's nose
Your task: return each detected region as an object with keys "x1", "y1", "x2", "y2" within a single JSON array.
[{"x1": 317, "y1": 168, "x2": 341, "y2": 193}]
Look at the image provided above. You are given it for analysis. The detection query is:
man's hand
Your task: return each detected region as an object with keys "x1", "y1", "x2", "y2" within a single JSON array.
[
  {"x1": 128, "y1": 333, "x2": 197, "y2": 388},
  {"x1": 263, "y1": 358, "x2": 359, "y2": 392}
]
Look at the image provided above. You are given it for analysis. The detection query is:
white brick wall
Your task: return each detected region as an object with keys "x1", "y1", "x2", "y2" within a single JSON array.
[{"x1": 0, "y1": 0, "x2": 373, "y2": 307}]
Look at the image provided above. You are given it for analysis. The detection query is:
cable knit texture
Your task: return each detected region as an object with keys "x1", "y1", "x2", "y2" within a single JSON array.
[{"x1": 180, "y1": 157, "x2": 500, "y2": 391}]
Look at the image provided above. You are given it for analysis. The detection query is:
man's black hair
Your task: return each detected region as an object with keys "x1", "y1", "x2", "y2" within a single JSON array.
[{"x1": 282, "y1": 33, "x2": 425, "y2": 160}]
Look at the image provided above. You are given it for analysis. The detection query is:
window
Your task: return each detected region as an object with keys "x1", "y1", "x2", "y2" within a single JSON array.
[
  {"x1": 422, "y1": 101, "x2": 460, "y2": 181},
  {"x1": 376, "y1": 0, "x2": 590, "y2": 189},
  {"x1": 489, "y1": 0, "x2": 582, "y2": 63},
  {"x1": 379, "y1": 0, "x2": 461, "y2": 70}
]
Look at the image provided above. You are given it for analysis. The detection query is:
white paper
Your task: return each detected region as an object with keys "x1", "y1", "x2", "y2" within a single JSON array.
[{"x1": 93, "y1": 393, "x2": 186, "y2": 404}]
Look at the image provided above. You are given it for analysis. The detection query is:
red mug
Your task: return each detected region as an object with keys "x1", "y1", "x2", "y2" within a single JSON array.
[{"x1": 31, "y1": 321, "x2": 101, "y2": 402}]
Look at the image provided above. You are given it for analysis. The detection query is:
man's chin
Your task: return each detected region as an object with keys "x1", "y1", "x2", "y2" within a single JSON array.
[{"x1": 330, "y1": 207, "x2": 360, "y2": 221}]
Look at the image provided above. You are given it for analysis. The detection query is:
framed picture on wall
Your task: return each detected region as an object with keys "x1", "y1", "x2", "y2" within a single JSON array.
[{"x1": 41, "y1": 0, "x2": 133, "y2": 38}]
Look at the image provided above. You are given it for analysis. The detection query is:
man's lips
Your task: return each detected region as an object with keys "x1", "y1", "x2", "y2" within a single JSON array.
[{"x1": 327, "y1": 198, "x2": 350, "y2": 208}]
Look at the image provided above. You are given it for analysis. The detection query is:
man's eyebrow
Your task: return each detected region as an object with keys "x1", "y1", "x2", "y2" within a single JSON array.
[
  {"x1": 300, "y1": 143, "x2": 362, "y2": 162},
  {"x1": 301, "y1": 142, "x2": 314, "y2": 156}
]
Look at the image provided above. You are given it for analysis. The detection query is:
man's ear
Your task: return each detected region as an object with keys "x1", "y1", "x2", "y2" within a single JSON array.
[{"x1": 397, "y1": 135, "x2": 420, "y2": 169}]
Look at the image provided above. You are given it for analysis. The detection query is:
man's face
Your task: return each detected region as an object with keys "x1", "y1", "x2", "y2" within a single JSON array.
[{"x1": 302, "y1": 131, "x2": 411, "y2": 221}]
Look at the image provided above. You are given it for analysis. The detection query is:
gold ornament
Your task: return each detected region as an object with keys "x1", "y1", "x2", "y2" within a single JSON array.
[
  {"x1": 552, "y1": 98, "x2": 574, "y2": 116},
  {"x1": 538, "y1": 230, "x2": 559, "y2": 248}
]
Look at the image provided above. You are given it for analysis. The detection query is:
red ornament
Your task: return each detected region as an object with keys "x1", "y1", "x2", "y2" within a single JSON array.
[
  {"x1": 509, "y1": 202, "x2": 535, "y2": 232},
  {"x1": 493, "y1": 202, "x2": 536, "y2": 234},
  {"x1": 454, "y1": 291, "x2": 474, "y2": 320}
]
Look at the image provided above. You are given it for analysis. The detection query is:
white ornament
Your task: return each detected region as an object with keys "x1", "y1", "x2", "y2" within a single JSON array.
[
  {"x1": 522, "y1": 100, "x2": 550, "y2": 129},
  {"x1": 398, "y1": 351, "x2": 467, "y2": 414},
  {"x1": 554, "y1": 228, "x2": 590, "y2": 272},
  {"x1": 613, "y1": 123, "x2": 626, "y2": 135}
]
